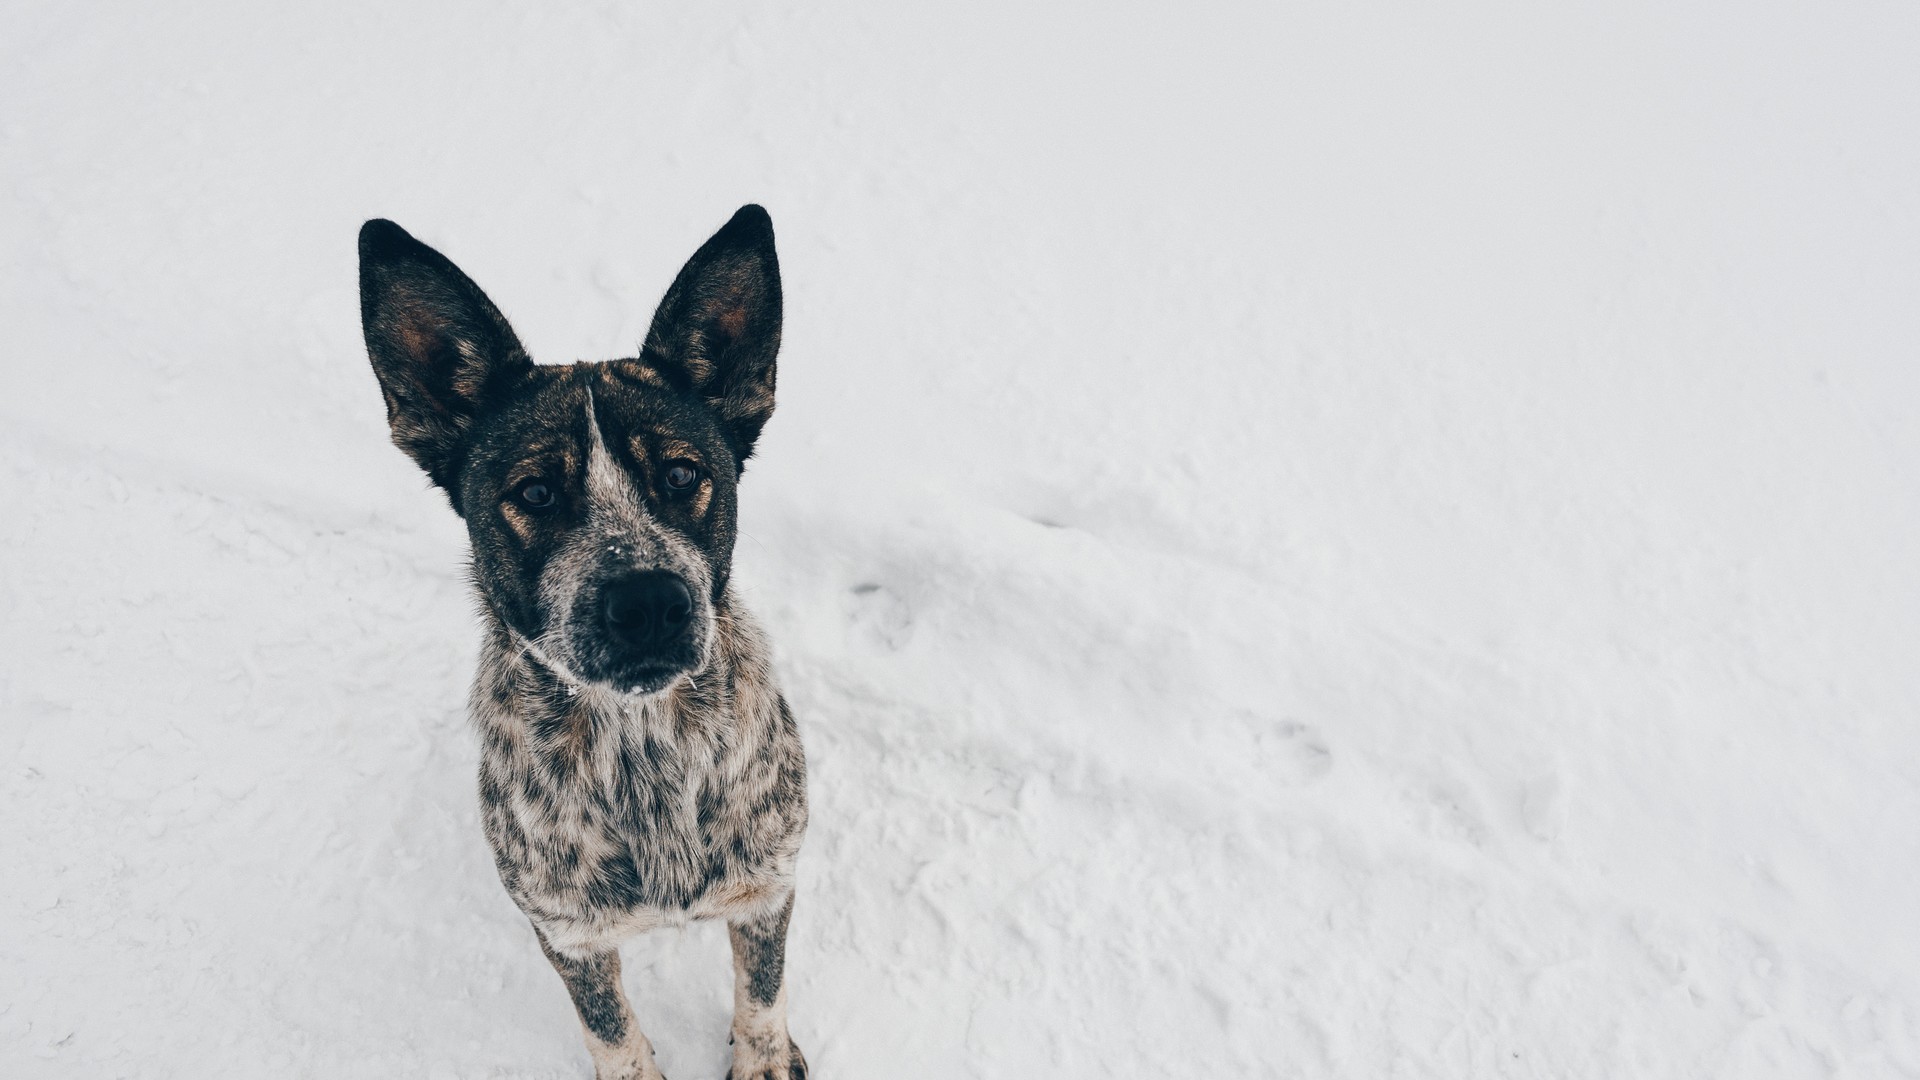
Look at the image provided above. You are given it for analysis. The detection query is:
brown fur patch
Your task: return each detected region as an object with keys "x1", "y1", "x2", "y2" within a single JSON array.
[
  {"x1": 656, "y1": 437, "x2": 701, "y2": 464},
  {"x1": 397, "y1": 322, "x2": 436, "y2": 363},
  {"x1": 609, "y1": 361, "x2": 667, "y2": 388},
  {"x1": 501, "y1": 504, "x2": 538, "y2": 545}
]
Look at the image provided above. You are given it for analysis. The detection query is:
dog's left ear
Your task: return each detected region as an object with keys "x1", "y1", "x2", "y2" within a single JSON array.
[{"x1": 642, "y1": 205, "x2": 782, "y2": 468}]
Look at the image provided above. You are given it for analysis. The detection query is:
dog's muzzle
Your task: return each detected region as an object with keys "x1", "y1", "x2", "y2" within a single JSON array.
[{"x1": 588, "y1": 571, "x2": 702, "y2": 692}]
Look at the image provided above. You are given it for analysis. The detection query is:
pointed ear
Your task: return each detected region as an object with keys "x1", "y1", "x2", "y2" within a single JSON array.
[
  {"x1": 641, "y1": 205, "x2": 783, "y2": 467},
  {"x1": 359, "y1": 219, "x2": 532, "y2": 506}
]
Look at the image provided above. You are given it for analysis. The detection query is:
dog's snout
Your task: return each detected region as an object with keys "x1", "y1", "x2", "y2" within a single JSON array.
[
  {"x1": 602, "y1": 572, "x2": 693, "y2": 648},
  {"x1": 571, "y1": 565, "x2": 705, "y2": 691}
]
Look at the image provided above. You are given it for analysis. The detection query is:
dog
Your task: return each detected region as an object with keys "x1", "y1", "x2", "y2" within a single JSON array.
[{"x1": 358, "y1": 206, "x2": 808, "y2": 1080}]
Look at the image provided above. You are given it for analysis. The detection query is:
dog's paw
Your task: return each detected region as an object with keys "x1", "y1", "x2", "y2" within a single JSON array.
[
  {"x1": 726, "y1": 1039, "x2": 807, "y2": 1080},
  {"x1": 594, "y1": 1059, "x2": 668, "y2": 1080},
  {"x1": 595, "y1": 1066, "x2": 667, "y2": 1080},
  {"x1": 589, "y1": 1043, "x2": 668, "y2": 1080}
]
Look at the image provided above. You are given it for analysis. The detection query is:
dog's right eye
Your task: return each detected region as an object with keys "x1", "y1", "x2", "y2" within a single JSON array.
[{"x1": 514, "y1": 479, "x2": 557, "y2": 511}]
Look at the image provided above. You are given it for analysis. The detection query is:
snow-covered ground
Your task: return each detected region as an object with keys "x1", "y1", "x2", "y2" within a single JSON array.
[{"x1": 4, "y1": 2, "x2": 1919, "y2": 1076}]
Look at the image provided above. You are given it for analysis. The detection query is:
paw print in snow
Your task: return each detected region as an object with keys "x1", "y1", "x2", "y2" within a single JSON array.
[
  {"x1": 848, "y1": 582, "x2": 913, "y2": 652},
  {"x1": 1256, "y1": 720, "x2": 1332, "y2": 786}
]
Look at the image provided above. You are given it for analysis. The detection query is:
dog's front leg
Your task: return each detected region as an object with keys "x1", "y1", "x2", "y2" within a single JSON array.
[
  {"x1": 536, "y1": 930, "x2": 665, "y2": 1080},
  {"x1": 726, "y1": 892, "x2": 806, "y2": 1080}
]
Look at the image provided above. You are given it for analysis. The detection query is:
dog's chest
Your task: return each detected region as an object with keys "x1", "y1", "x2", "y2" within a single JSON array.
[{"x1": 472, "y1": 670, "x2": 805, "y2": 935}]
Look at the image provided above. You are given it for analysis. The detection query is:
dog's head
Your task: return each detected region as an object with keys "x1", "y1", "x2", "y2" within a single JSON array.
[{"x1": 358, "y1": 207, "x2": 781, "y2": 695}]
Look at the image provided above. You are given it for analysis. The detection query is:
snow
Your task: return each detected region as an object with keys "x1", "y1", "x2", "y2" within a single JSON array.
[{"x1": 4, "y1": 1, "x2": 1919, "y2": 1076}]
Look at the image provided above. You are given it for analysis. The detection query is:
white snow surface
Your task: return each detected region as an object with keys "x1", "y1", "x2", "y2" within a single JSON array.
[{"x1": 4, "y1": 2, "x2": 1919, "y2": 1077}]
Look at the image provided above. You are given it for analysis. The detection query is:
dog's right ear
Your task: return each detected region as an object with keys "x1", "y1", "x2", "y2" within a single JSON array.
[{"x1": 359, "y1": 219, "x2": 532, "y2": 510}]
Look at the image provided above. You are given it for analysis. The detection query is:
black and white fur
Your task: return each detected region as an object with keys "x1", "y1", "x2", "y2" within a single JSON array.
[{"x1": 359, "y1": 206, "x2": 807, "y2": 1080}]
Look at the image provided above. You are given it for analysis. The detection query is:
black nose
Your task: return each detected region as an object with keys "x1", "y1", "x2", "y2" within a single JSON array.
[{"x1": 601, "y1": 572, "x2": 694, "y2": 648}]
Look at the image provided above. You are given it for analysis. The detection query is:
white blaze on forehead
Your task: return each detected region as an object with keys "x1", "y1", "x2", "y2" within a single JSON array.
[
  {"x1": 583, "y1": 386, "x2": 716, "y2": 580},
  {"x1": 584, "y1": 387, "x2": 650, "y2": 531}
]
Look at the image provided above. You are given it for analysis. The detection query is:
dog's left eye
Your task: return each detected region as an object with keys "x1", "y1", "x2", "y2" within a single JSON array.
[
  {"x1": 663, "y1": 462, "x2": 699, "y2": 493},
  {"x1": 515, "y1": 479, "x2": 557, "y2": 510}
]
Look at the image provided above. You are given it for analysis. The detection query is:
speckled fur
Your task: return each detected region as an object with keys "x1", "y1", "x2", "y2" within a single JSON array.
[
  {"x1": 359, "y1": 206, "x2": 807, "y2": 1080},
  {"x1": 471, "y1": 600, "x2": 807, "y2": 950}
]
